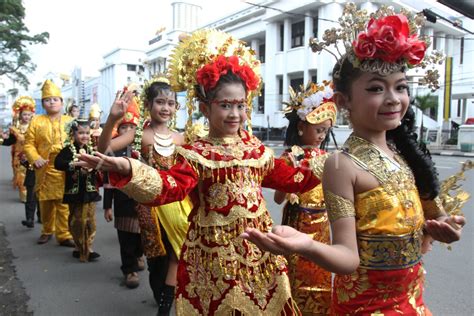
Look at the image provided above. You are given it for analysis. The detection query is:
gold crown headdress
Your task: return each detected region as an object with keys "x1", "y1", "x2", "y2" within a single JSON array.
[
  {"x1": 41, "y1": 79, "x2": 62, "y2": 99},
  {"x1": 168, "y1": 29, "x2": 262, "y2": 138},
  {"x1": 309, "y1": 2, "x2": 444, "y2": 91},
  {"x1": 89, "y1": 103, "x2": 102, "y2": 119},
  {"x1": 283, "y1": 81, "x2": 337, "y2": 126},
  {"x1": 12, "y1": 96, "x2": 36, "y2": 114}
]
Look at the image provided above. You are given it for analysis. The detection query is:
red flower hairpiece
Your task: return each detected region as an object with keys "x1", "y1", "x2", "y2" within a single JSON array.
[
  {"x1": 353, "y1": 14, "x2": 426, "y2": 66},
  {"x1": 196, "y1": 55, "x2": 260, "y2": 93}
]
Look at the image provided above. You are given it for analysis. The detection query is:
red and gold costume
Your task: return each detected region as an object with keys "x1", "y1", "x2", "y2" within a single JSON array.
[
  {"x1": 110, "y1": 130, "x2": 323, "y2": 315},
  {"x1": 1, "y1": 96, "x2": 36, "y2": 202},
  {"x1": 328, "y1": 135, "x2": 441, "y2": 315},
  {"x1": 280, "y1": 147, "x2": 331, "y2": 315},
  {"x1": 280, "y1": 80, "x2": 337, "y2": 315}
]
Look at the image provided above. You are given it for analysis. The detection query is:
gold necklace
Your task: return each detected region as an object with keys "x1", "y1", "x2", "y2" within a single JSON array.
[{"x1": 151, "y1": 127, "x2": 174, "y2": 157}]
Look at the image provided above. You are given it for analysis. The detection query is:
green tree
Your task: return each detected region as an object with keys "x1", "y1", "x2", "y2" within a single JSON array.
[
  {"x1": 414, "y1": 93, "x2": 437, "y2": 142},
  {"x1": 0, "y1": 0, "x2": 49, "y2": 88}
]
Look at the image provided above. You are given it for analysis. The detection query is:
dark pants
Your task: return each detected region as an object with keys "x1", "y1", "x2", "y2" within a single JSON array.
[
  {"x1": 117, "y1": 230, "x2": 143, "y2": 274},
  {"x1": 147, "y1": 229, "x2": 172, "y2": 305},
  {"x1": 24, "y1": 185, "x2": 37, "y2": 222}
]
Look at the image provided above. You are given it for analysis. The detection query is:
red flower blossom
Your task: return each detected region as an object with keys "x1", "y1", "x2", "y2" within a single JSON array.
[
  {"x1": 196, "y1": 55, "x2": 260, "y2": 93},
  {"x1": 353, "y1": 33, "x2": 376, "y2": 59},
  {"x1": 196, "y1": 63, "x2": 221, "y2": 90},
  {"x1": 353, "y1": 14, "x2": 426, "y2": 66},
  {"x1": 404, "y1": 36, "x2": 426, "y2": 65}
]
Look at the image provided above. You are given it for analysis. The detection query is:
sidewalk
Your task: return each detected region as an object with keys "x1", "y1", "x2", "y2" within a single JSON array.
[{"x1": 262, "y1": 141, "x2": 474, "y2": 158}]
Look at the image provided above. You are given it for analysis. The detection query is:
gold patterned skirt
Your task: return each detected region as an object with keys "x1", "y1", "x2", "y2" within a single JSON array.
[
  {"x1": 175, "y1": 209, "x2": 300, "y2": 315},
  {"x1": 282, "y1": 204, "x2": 331, "y2": 315}
]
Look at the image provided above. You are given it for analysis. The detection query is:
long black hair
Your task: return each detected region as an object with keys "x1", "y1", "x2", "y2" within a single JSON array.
[{"x1": 332, "y1": 56, "x2": 440, "y2": 199}]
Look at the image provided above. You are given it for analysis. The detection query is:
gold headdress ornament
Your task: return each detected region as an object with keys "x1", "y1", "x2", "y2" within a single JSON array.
[
  {"x1": 12, "y1": 96, "x2": 36, "y2": 114},
  {"x1": 283, "y1": 81, "x2": 337, "y2": 126},
  {"x1": 168, "y1": 29, "x2": 262, "y2": 139},
  {"x1": 41, "y1": 79, "x2": 62, "y2": 99},
  {"x1": 88, "y1": 103, "x2": 102, "y2": 119},
  {"x1": 309, "y1": 2, "x2": 444, "y2": 91}
]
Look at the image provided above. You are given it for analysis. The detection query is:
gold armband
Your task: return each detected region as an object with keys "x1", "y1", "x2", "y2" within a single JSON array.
[
  {"x1": 421, "y1": 196, "x2": 446, "y2": 220},
  {"x1": 324, "y1": 190, "x2": 355, "y2": 222},
  {"x1": 120, "y1": 158, "x2": 163, "y2": 203}
]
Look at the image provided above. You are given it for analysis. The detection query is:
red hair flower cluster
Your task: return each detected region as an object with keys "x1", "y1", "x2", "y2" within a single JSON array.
[
  {"x1": 196, "y1": 55, "x2": 260, "y2": 93},
  {"x1": 353, "y1": 14, "x2": 427, "y2": 65}
]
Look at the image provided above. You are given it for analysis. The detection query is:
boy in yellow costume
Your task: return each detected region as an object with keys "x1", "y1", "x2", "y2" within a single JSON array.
[{"x1": 24, "y1": 80, "x2": 75, "y2": 246}]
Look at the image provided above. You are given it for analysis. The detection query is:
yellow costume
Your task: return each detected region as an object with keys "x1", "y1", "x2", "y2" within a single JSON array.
[
  {"x1": 329, "y1": 135, "x2": 432, "y2": 315},
  {"x1": 23, "y1": 80, "x2": 73, "y2": 243},
  {"x1": 7, "y1": 123, "x2": 29, "y2": 202}
]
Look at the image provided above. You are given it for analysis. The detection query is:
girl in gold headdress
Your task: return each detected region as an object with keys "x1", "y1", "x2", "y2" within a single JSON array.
[
  {"x1": 1, "y1": 96, "x2": 35, "y2": 203},
  {"x1": 273, "y1": 81, "x2": 336, "y2": 315},
  {"x1": 75, "y1": 30, "x2": 327, "y2": 315},
  {"x1": 243, "y1": 4, "x2": 465, "y2": 315}
]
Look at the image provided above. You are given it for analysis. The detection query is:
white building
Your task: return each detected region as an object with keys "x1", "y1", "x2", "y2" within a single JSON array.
[{"x1": 198, "y1": 0, "x2": 473, "y2": 146}]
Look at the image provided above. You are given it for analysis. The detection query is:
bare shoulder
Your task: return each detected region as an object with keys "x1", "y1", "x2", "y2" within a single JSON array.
[
  {"x1": 323, "y1": 151, "x2": 356, "y2": 199},
  {"x1": 172, "y1": 131, "x2": 185, "y2": 145}
]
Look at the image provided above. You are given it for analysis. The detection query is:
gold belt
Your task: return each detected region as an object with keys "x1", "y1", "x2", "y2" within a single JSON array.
[{"x1": 357, "y1": 231, "x2": 422, "y2": 270}]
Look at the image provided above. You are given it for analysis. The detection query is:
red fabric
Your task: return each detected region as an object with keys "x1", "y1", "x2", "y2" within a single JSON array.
[{"x1": 332, "y1": 262, "x2": 431, "y2": 315}]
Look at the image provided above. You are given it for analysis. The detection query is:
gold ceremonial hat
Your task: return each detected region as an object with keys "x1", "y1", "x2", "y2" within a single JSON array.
[
  {"x1": 12, "y1": 96, "x2": 36, "y2": 114},
  {"x1": 41, "y1": 79, "x2": 62, "y2": 99},
  {"x1": 89, "y1": 103, "x2": 102, "y2": 119}
]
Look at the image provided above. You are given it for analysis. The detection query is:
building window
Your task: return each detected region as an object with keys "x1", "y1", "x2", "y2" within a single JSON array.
[
  {"x1": 290, "y1": 77, "x2": 304, "y2": 91},
  {"x1": 457, "y1": 99, "x2": 461, "y2": 117},
  {"x1": 259, "y1": 43, "x2": 265, "y2": 63},
  {"x1": 139, "y1": 65, "x2": 145, "y2": 73},
  {"x1": 311, "y1": 74, "x2": 317, "y2": 84},
  {"x1": 278, "y1": 77, "x2": 283, "y2": 95},
  {"x1": 291, "y1": 21, "x2": 305, "y2": 48},
  {"x1": 279, "y1": 24, "x2": 284, "y2": 51},
  {"x1": 257, "y1": 84, "x2": 265, "y2": 113},
  {"x1": 127, "y1": 64, "x2": 136, "y2": 71},
  {"x1": 460, "y1": 37, "x2": 464, "y2": 64},
  {"x1": 313, "y1": 17, "x2": 318, "y2": 38}
]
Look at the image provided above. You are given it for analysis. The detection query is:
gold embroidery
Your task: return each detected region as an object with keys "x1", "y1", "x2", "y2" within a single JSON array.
[
  {"x1": 176, "y1": 144, "x2": 274, "y2": 170},
  {"x1": 335, "y1": 269, "x2": 370, "y2": 303},
  {"x1": 309, "y1": 152, "x2": 329, "y2": 179},
  {"x1": 324, "y1": 190, "x2": 355, "y2": 222},
  {"x1": 343, "y1": 135, "x2": 416, "y2": 195},
  {"x1": 206, "y1": 182, "x2": 229, "y2": 209},
  {"x1": 358, "y1": 231, "x2": 422, "y2": 270},
  {"x1": 293, "y1": 171, "x2": 304, "y2": 183},
  {"x1": 166, "y1": 175, "x2": 177, "y2": 188},
  {"x1": 421, "y1": 196, "x2": 446, "y2": 219},
  {"x1": 120, "y1": 158, "x2": 163, "y2": 203}
]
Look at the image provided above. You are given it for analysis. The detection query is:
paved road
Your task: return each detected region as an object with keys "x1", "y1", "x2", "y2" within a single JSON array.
[{"x1": 0, "y1": 146, "x2": 472, "y2": 315}]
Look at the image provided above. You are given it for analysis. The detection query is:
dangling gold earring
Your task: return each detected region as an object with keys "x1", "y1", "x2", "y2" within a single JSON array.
[{"x1": 298, "y1": 130, "x2": 303, "y2": 136}]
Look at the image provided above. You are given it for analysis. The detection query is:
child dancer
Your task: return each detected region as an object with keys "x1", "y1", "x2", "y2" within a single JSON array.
[
  {"x1": 24, "y1": 80, "x2": 74, "y2": 246},
  {"x1": 98, "y1": 79, "x2": 192, "y2": 315},
  {"x1": 76, "y1": 29, "x2": 324, "y2": 315},
  {"x1": 54, "y1": 116, "x2": 101, "y2": 262},
  {"x1": 103, "y1": 99, "x2": 144, "y2": 287},
  {"x1": 1, "y1": 96, "x2": 37, "y2": 226},
  {"x1": 243, "y1": 4, "x2": 465, "y2": 314},
  {"x1": 274, "y1": 81, "x2": 336, "y2": 315}
]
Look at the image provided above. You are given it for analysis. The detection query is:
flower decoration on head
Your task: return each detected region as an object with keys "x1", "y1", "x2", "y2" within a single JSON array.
[
  {"x1": 283, "y1": 81, "x2": 337, "y2": 126},
  {"x1": 12, "y1": 96, "x2": 36, "y2": 114},
  {"x1": 309, "y1": 2, "x2": 444, "y2": 91},
  {"x1": 168, "y1": 29, "x2": 261, "y2": 139},
  {"x1": 196, "y1": 55, "x2": 260, "y2": 93}
]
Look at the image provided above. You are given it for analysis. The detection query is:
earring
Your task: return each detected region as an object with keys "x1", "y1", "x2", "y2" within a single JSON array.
[{"x1": 298, "y1": 130, "x2": 303, "y2": 136}]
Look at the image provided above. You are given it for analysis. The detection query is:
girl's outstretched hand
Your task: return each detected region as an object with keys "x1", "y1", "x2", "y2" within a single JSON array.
[
  {"x1": 424, "y1": 215, "x2": 465, "y2": 244},
  {"x1": 241, "y1": 225, "x2": 313, "y2": 256},
  {"x1": 109, "y1": 90, "x2": 134, "y2": 121},
  {"x1": 73, "y1": 151, "x2": 131, "y2": 175}
]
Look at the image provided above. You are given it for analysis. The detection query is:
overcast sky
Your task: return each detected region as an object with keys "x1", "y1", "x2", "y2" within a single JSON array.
[{"x1": 23, "y1": 0, "x2": 247, "y2": 87}]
